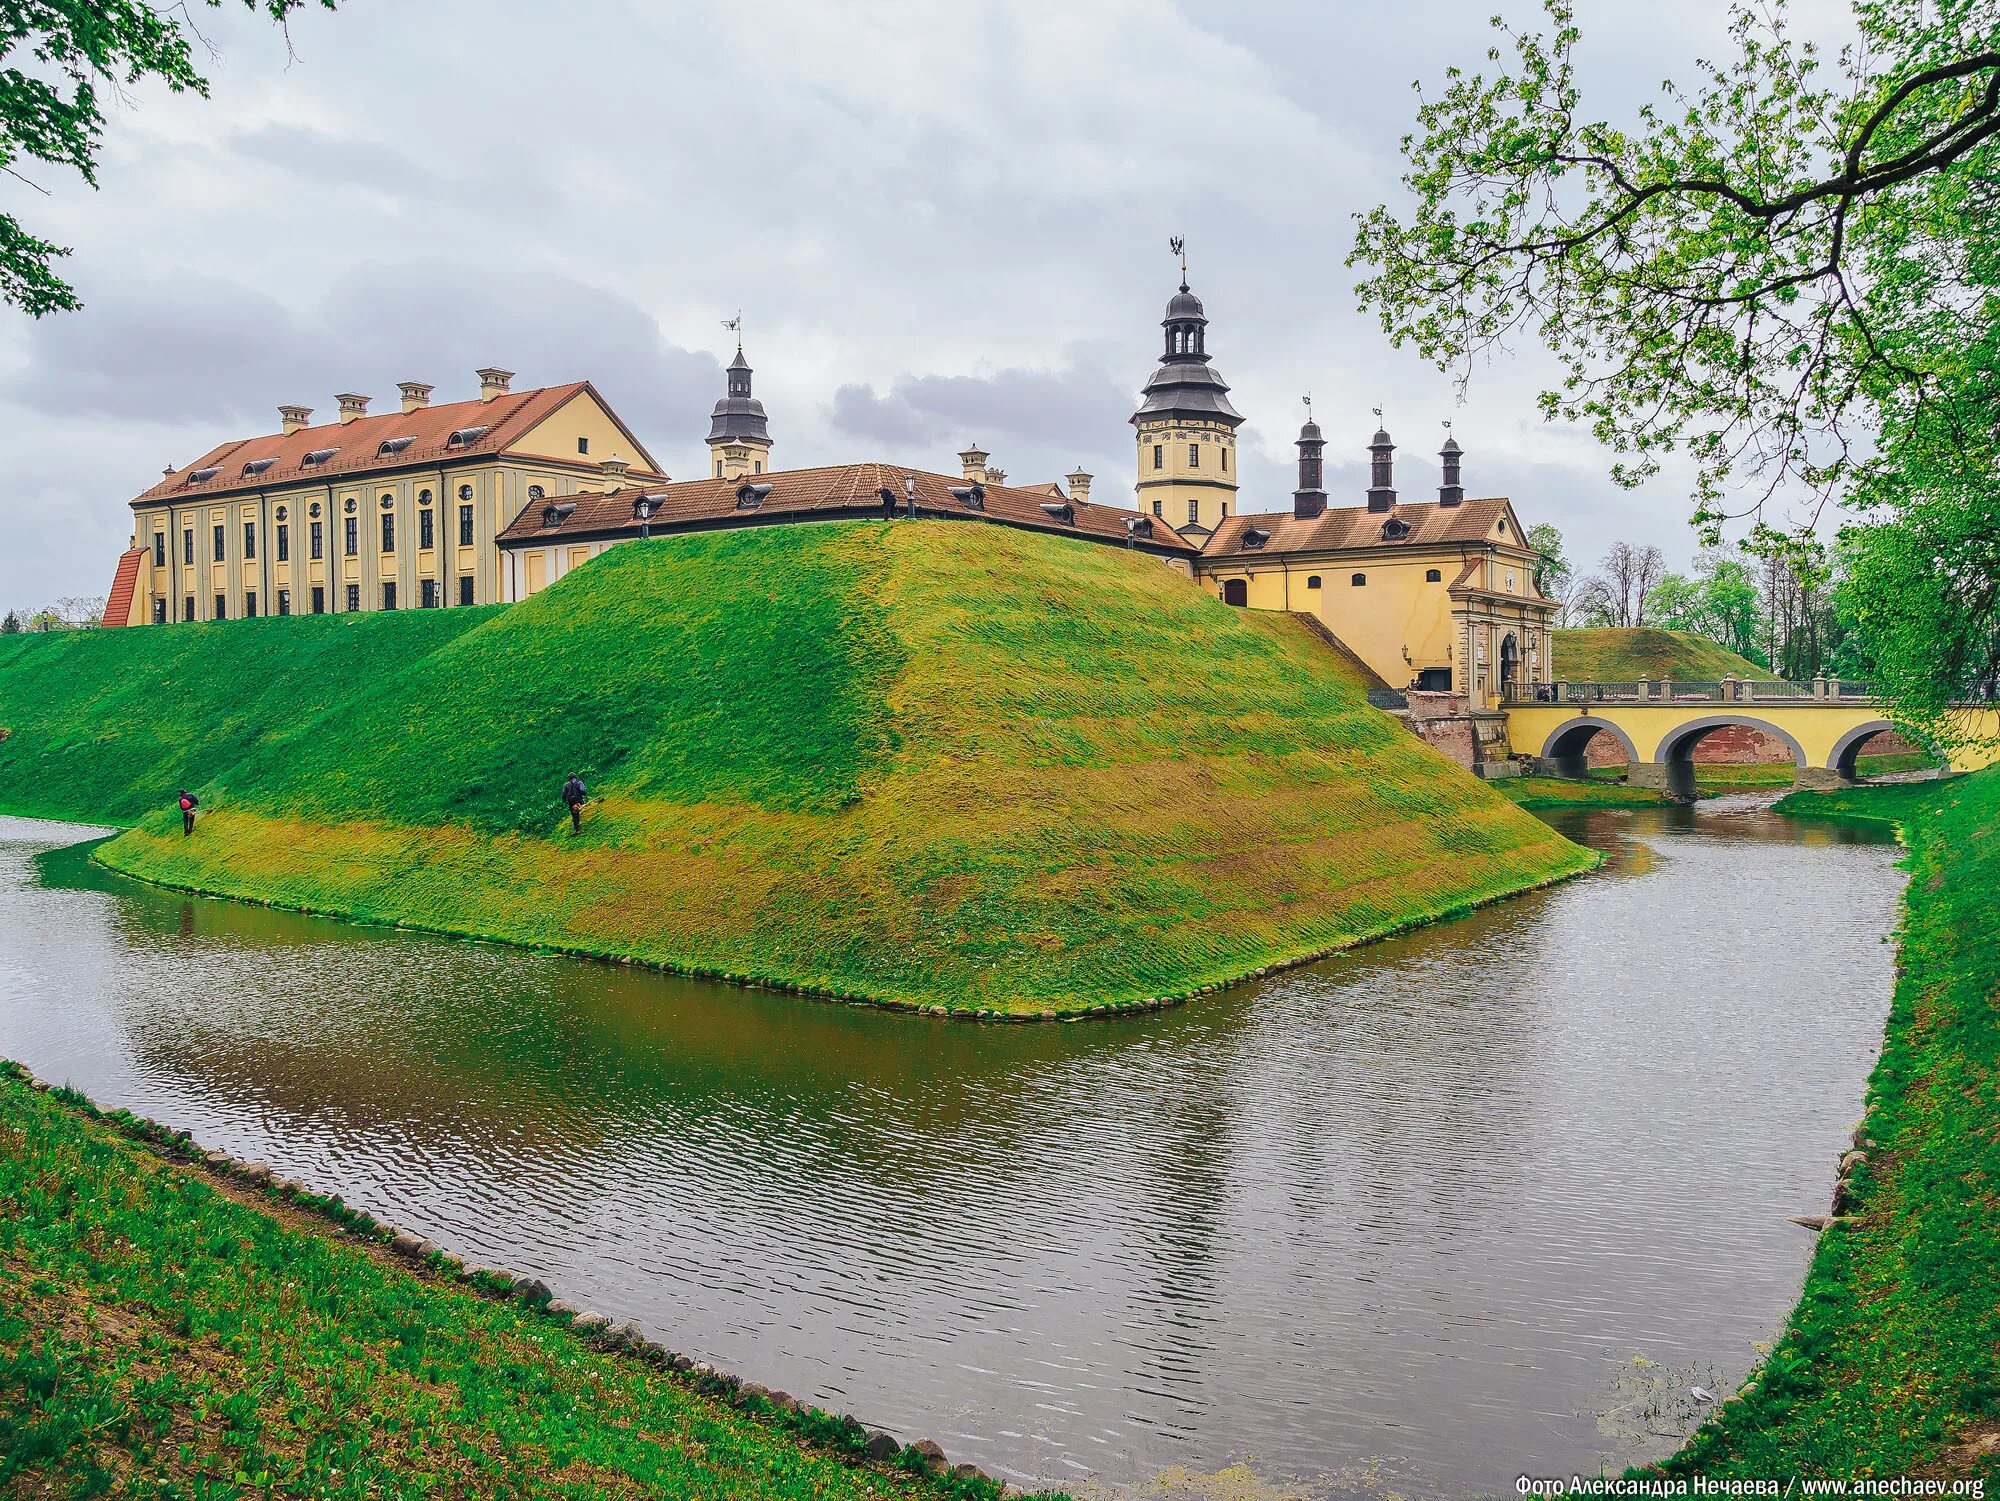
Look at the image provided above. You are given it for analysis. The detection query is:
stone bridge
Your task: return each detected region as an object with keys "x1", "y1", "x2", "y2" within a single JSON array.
[{"x1": 1500, "y1": 677, "x2": 2000, "y2": 797}]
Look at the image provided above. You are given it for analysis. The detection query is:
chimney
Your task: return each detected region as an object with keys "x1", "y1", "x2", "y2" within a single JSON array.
[
  {"x1": 477, "y1": 367, "x2": 514, "y2": 401},
  {"x1": 958, "y1": 443, "x2": 989, "y2": 482},
  {"x1": 1065, "y1": 467, "x2": 1092, "y2": 504},
  {"x1": 335, "y1": 392, "x2": 371, "y2": 424},
  {"x1": 278, "y1": 405, "x2": 313, "y2": 436},
  {"x1": 983, "y1": 466, "x2": 1007, "y2": 486},
  {"x1": 1366, "y1": 423, "x2": 1397, "y2": 513},
  {"x1": 599, "y1": 455, "x2": 630, "y2": 490},
  {"x1": 1294, "y1": 418, "x2": 1327, "y2": 520},
  {"x1": 398, "y1": 381, "x2": 434, "y2": 414},
  {"x1": 1438, "y1": 435, "x2": 1465, "y2": 507}
]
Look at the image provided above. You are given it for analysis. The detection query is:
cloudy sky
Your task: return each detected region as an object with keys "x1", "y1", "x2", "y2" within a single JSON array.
[{"x1": 0, "y1": 0, "x2": 1792, "y2": 610}]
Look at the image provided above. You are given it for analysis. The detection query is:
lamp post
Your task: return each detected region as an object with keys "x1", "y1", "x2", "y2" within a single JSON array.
[
  {"x1": 635, "y1": 496, "x2": 654, "y2": 540},
  {"x1": 904, "y1": 475, "x2": 917, "y2": 520}
]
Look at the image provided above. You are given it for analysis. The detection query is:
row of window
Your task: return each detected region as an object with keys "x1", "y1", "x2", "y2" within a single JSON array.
[
  {"x1": 156, "y1": 506, "x2": 478, "y2": 569},
  {"x1": 1150, "y1": 443, "x2": 1230, "y2": 473},
  {"x1": 160, "y1": 575, "x2": 478, "y2": 623},
  {"x1": 1145, "y1": 498, "x2": 1232, "y2": 525}
]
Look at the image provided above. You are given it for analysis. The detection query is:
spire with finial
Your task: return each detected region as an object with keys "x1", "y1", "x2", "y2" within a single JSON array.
[
  {"x1": 1438, "y1": 419, "x2": 1465, "y2": 507},
  {"x1": 707, "y1": 314, "x2": 772, "y2": 478},
  {"x1": 1367, "y1": 409, "x2": 1398, "y2": 512},
  {"x1": 1294, "y1": 394, "x2": 1327, "y2": 519}
]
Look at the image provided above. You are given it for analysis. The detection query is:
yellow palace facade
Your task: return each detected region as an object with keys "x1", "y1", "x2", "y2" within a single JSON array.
[{"x1": 105, "y1": 274, "x2": 1555, "y2": 715}]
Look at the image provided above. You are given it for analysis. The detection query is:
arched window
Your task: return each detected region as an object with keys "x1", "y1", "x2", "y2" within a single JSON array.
[
  {"x1": 1222, "y1": 579, "x2": 1248, "y2": 607},
  {"x1": 1306, "y1": 575, "x2": 1321, "y2": 589},
  {"x1": 1425, "y1": 568, "x2": 1442, "y2": 582},
  {"x1": 1351, "y1": 573, "x2": 1367, "y2": 587}
]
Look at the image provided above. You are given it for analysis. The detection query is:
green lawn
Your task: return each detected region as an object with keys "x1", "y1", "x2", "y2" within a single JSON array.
[
  {"x1": 1493, "y1": 776, "x2": 1673, "y2": 809},
  {"x1": 1652, "y1": 768, "x2": 2000, "y2": 1482},
  {"x1": 0, "y1": 1065, "x2": 998, "y2": 1499},
  {"x1": 1552, "y1": 627, "x2": 1778, "y2": 682},
  {"x1": 0, "y1": 521, "x2": 1593, "y2": 1014}
]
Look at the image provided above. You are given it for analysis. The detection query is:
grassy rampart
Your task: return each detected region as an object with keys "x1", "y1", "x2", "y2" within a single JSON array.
[
  {"x1": 1653, "y1": 768, "x2": 2000, "y2": 1481},
  {"x1": 0, "y1": 1064, "x2": 1003, "y2": 1498},
  {"x1": 1552, "y1": 627, "x2": 1777, "y2": 682},
  {"x1": 0, "y1": 521, "x2": 1593, "y2": 1014}
]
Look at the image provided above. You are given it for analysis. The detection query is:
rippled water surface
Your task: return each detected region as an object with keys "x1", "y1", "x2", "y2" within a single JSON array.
[{"x1": 0, "y1": 802, "x2": 1903, "y2": 1498}]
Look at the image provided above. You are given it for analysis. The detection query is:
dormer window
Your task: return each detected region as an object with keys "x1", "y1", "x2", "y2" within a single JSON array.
[
  {"x1": 301, "y1": 447, "x2": 339, "y2": 467},
  {"x1": 241, "y1": 458, "x2": 275, "y2": 477},
  {"x1": 735, "y1": 481, "x2": 773, "y2": 509},
  {"x1": 947, "y1": 483, "x2": 985, "y2": 510},
  {"x1": 1381, "y1": 517, "x2": 1411, "y2": 541},
  {"x1": 1039, "y1": 501, "x2": 1075, "y2": 524},
  {"x1": 377, "y1": 435, "x2": 417, "y2": 457},
  {"x1": 445, "y1": 425, "x2": 489, "y2": 448},
  {"x1": 542, "y1": 501, "x2": 576, "y2": 528},
  {"x1": 185, "y1": 466, "x2": 220, "y2": 485},
  {"x1": 1242, "y1": 527, "x2": 1270, "y2": 550}
]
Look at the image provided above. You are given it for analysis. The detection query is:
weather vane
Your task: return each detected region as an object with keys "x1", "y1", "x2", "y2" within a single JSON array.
[
  {"x1": 1373, "y1": 406, "x2": 1383, "y2": 418},
  {"x1": 1169, "y1": 235, "x2": 1187, "y2": 289},
  {"x1": 1303, "y1": 393, "x2": 1313, "y2": 421},
  {"x1": 722, "y1": 311, "x2": 743, "y2": 352}
]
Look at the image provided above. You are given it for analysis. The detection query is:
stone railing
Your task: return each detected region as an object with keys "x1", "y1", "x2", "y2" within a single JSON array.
[{"x1": 1501, "y1": 676, "x2": 1882, "y2": 707}]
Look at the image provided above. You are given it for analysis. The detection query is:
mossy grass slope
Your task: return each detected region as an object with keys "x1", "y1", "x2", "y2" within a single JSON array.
[
  {"x1": 0, "y1": 1068, "x2": 1000, "y2": 1499},
  {"x1": 1655, "y1": 768, "x2": 2000, "y2": 1482},
  {"x1": 0, "y1": 521, "x2": 1591, "y2": 1012},
  {"x1": 1552, "y1": 627, "x2": 1778, "y2": 681}
]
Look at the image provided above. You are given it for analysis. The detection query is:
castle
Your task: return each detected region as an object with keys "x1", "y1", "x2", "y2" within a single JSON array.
[{"x1": 105, "y1": 276, "x2": 1555, "y2": 713}]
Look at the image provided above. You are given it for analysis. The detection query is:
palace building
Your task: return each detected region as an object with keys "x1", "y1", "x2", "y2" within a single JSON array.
[{"x1": 103, "y1": 270, "x2": 1554, "y2": 719}]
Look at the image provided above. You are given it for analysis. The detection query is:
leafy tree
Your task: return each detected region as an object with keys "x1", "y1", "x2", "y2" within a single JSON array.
[
  {"x1": 1351, "y1": 0, "x2": 2000, "y2": 747},
  {"x1": 0, "y1": 610, "x2": 18, "y2": 634},
  {"x1": 2, "y1": 0, "x2": 337, "y2": 315}
]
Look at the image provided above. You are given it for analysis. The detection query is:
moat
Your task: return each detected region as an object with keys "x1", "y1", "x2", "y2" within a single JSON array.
[{"x1": 0, "y1": 801, "x2": 1903, "y2": 1499}]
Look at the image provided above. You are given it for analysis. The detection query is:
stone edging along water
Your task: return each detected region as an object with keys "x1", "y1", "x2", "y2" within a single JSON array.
[
  {"x1": 1, "y1": 1058, "x2": 1008, "y2": 1496},
  {"x1": 83, "y1": 835, "x2": 1599, "y2": 1022}
]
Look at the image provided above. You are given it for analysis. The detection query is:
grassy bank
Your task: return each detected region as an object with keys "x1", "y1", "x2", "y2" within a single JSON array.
[
  {"x1": 1654, "y1": 768, "x2": 2000, "y2": 1481},
  {"x1": 0, "y1": 521, "x2": 1592, "y2": 1014},
  {"x1": 0, "y1": 1064, "x2": 1002, "y2": 1499},
  {"x1": 1494, "y1": 776, "x2": 1673, "y2": 809},
  {"x1": 1552, "y1": 626, "x2": 1776, "y2": 681}
]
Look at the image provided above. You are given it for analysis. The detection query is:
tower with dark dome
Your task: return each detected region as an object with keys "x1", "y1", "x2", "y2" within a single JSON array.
[
  {"x1": 706, "y1": 338, "x2": 773, "y2": 481},
  {"x1": 1131, "y1": 261, "x2": 1243, "y2": 536}
]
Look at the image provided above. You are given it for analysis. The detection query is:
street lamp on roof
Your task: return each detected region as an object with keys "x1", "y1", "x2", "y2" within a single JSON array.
[{"x1": 904, "y1": 474, "x2": 917, "y2": 519}]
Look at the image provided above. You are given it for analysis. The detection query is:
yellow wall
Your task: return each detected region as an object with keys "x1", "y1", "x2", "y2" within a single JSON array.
[
  {"x1": 1504, "y1": 703, "x2": 2000, "y2": 774},
  {"x1": 708, "y1": 437, "x2": 771, "y2": 481},
  {"x1": 510, "y1": 390, "x2": 658, "y2": 473},
  {"x1": 1134, "y1": 418, "x2": 1237, "y2": 533}
]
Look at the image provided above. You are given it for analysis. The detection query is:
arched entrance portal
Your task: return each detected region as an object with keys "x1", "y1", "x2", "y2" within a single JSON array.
[
  {"x1": 1222, "y1": 579, "x2": 1248, "y2": 607},
  {"x1": 1656, "y1": 715, "x2": 1806, "y2": 799},
  {"x1": 1499, "y1": 632, "x2": 1519, "y2": 691},
  {"x1": 1537, "y1": 717, "x2": 1639, "y2": 780}
]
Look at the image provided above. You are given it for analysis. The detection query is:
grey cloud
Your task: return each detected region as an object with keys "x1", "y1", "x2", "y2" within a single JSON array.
[{"x1": 826, "y1": 365, "x2": 1132, "y2": 453}]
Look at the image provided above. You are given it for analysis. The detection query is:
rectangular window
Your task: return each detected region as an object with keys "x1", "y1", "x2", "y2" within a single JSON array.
[
  {"x1": 311, "y1": 585, "x2": 326, "y2": 614},
  {"x1": 152, "y1": 599, "x2": 166, "y2": 625},
  {"x1": 419, "y1": 508, "x2": 435, "y2": 550},
  {"x1": 1222, "y1": 448, "x2": 1229, "y2": 473},
  {"x1": 458, "y1": 505, "x2": 474, "y2": 546},
  {"x1": 277, "y1": 588, "x2": 290, "y2": 616},
  {"x1": 1152, "y1": 499, "x2": 1163, "y2": 518},
  {"x1": 381, "y1": 514, "x2": 395, "y2": 553},
  {"x1": 153, "y1": 532, "x2": 165, "y2": 567},
  {"x1": 1189, "y1": 443, "x2": 1200, "y2": 468},
  {"x1": 714, "y1": 458, "x2": 724, "y2": 478},
  {"x1": 577, "y1": 436, "x2": 589, "y2": 454},
  {"x1": 344, "y1": 517, "x2": 358, "y2": 556},
  {"x1": 212, "y1": 524, "x2": 226, "y2": 562},
  {"x1": 381, "y1": 581, "x2": 397, "y2": 611},
  {"x1": 458, "y1": 576, "x2": 474, "y2": 606},
  {"x1": 310, "y1": 521, "x2": 323, "y2": 560},
  {"x1": 345, "y1": 584, "x2": 360, "y2": 612},
  {"x1": 1152, "y1": 444, "x2": 1163, "y2": 471},
  {"x1": 183, "y1": 530, "x2": 194, "y2": 565},
  {"x1": 243, "y1": 592, "x2": 257, "y2": 618},
  {"x1": 1187, "y1": 499, "x2": 1199, "y2": 525},
  {"x1": 243, "y1": 521, "x2": 256, "y2": 560},
  {"x1": 1221, "y1": 501, "x2": 1229, "y2": 518},
  {"x1": 276, "y1": 523, "x2": 288, "y2": 562},
  {"x1": 420, "y1": 578, "x2": 438, "y2": 609},
  {"x1": 213, "y1": 593, "x2": 227, "y2": 620},
  {"x1": 183, "y1": 596, "x2": 194, "y2": 622}
]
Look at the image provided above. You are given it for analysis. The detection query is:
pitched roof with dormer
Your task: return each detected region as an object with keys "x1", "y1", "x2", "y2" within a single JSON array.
[
  {"x1": 129, "y1": 382, "x2": 664, "y2": 508},
  {"x1": 1200, "y1": 496, "x2": 1523, "y2": 559}
]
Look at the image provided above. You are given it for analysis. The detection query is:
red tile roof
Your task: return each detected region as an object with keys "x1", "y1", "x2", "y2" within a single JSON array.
[
  {"x1": 1201, "y1": 497, "x2": 1516, "y2": 558},
  {"x1": 497, "y1": 463, "x2": 1201, "y2": 556},
  {"x1": 129, "y1": 382, "x2": 663, "y2": 507},
  {"x1": 101, "y1": 547, "x2": 145, "y2": 628}
]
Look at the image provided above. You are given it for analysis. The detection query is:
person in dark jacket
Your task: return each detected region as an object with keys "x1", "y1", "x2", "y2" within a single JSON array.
[
  {"x1": 560, "y1": 773, "x2": 588, "y2": 834},
  {"x1": 177, "y1": 788, "x2": 198, "y2": 837}
]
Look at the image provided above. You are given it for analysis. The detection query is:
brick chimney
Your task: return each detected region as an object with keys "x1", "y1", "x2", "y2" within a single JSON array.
[
  {"x1": 1438, "y1": 435, "x2": 1465, "y2": 507},
  {"x1": 278, "y1": 405, "x2": 313, "y2": 436},
  {"x1": 477, "y1": 368, "x2": 514, "y2": 401},
  {"x1": 983, "y1": 466, "x2": 1007, "y2": 486},
  {"x1": 1065, "y1": 467, "x2": 1092, "y2": 504},
  {"x1": 335, "y1": 392, "x2": 371, "y2": 424},
  {"x1": 398, "y1": 381, "x2": 434, "y2": 414},
  {"x1": 599, "y1": 455, "x2": 630, "y2": 490},
  {"x1": 958, "y1": 444, "x2": 989, "y2": 482}
]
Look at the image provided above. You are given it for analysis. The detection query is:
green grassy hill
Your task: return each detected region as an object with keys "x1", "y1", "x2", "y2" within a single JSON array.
[
  {"x1": 0, "y1": 522, "x2": 1591, "y2": 1013},
  {"x1": 1552, "y1": 627, "x2": 1778, "y2": 682}
]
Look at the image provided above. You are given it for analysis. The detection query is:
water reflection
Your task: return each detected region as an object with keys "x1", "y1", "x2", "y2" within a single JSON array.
[{"x1": 0, "y1": 803, "x2": 1903, "y2": 1498}]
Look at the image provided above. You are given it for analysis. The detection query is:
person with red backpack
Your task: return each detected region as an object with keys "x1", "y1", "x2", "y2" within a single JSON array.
[{"x1": 177, "y1": 788, "x2": 198, "y2": 836}]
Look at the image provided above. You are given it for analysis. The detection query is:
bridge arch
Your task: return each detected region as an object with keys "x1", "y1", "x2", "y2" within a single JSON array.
[
  {"x1": 1537, "y1": 716, "x2": 1639, "y2": 779},
  {"x1": 1827, "y1": 719, "x2": 1934, "y2": 778},
  {"x1": 1655, "y1": 714, "x2": 1806, "y2": 798}
]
